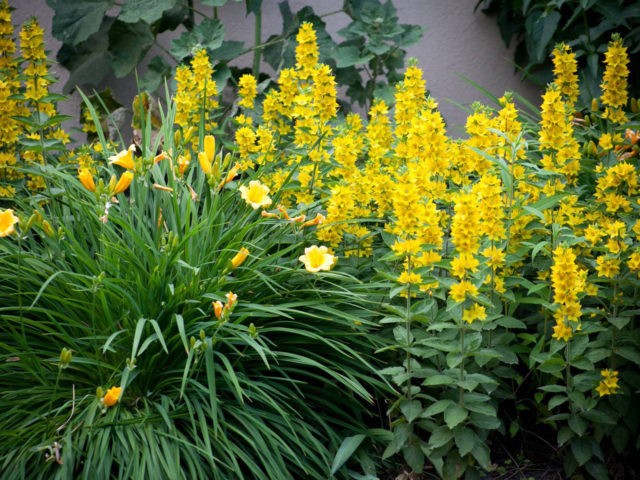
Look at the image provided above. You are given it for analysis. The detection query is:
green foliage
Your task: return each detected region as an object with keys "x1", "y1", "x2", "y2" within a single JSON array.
[
  {"x1": 475, "y1": 0, "x2": 640, "y2": 104},
  {"x1": 48, "y1": 0, "x2": 422, "y2": 111}
]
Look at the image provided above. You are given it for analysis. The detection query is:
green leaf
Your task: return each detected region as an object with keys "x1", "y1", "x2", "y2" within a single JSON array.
[
  {"x1": 568, "y1": 415, "x2": 588, "y2": 436},
  {"x1": 444, "y1": 404, "x2": 468, "y2": 429},
  {"x1": 119, "y1": 0, "x2": 176, "y2": 24},
  {"x1": 402, "y1": 441, "x2": 425, "y2": 472},
  {"x1": 471, "y1": 442, "x2": 491, "y2": 470},
  {"x1": 48, "y1": 0, "x2": 114, "y2": 45},
  {"x1": 383, "y1": 423, "x2": 411, "y2": 458},
  {"x1": 330, "y1": 434, "x2": 366, "y2": 474},
  {"x1": 422, "y1": 399, "x2": 456, "y2": 418},
  {"x1": 194, "y1": 18, "x2": 225, "y2": 51},
  {"x1": 585, "y1": 460, "x2": 609, "y2": 480},
  {"x1": 557, "y1": 426, "x2": 574, "y2": 446},
  {"x1": 616, "y1": 346, "x2": 640, "y2": 366},
  {"x1": 548, "y1": 394, "x2": 568, "y2": 410},
  {"x1": 335, "y1": 45, "x2": 373, "y2": 68},
  {"x1": 171, "y1": 31, "x2": 199, "y2": 60},
  {"x1": 108, "y1": 20, "x2": 154, "y2": 78},
  {"x1": 454, "y1": 427, "x2": 476, "y2": 457},
  {"x1": 608, "y1": 316, "x2": 631, "y2": 330},
  {"x1": 571, "y1": 437, "x2": 592, "y2": 466},
  {"x1": 201, "y1": 0, "x2": 228, "y2": 5},
  {"x1": 428, "y1": 425, "x2": 453, "y2": 449},
  {"x1": 400, "y1": 399, "x2": 423, "y2": 423},
  {"x1": 423, "y1": 374, "x2": 454, "y2": 387}
]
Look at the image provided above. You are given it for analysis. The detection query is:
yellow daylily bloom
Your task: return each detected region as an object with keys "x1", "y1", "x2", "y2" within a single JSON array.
[
  {"x1": 112, "y1": 171, "x2": 134, "y2": 195},
  {"x1": 102, "y1": 386, "x2": 122, "y2": 407},
  {"x1": 109, "y1": 145, "x2": 136, "y2": 170},
  {"x1": 198, "y1": 135, "x2": 215, "y2": 175},
  {"x1": 0, "y1": 209, "x2": 19, "y2": 237},
  {"x1": 230, "y1": 247, "x2": 250, "y2": 269},
  {"x1": 299, "y1": 245, "x2": 336, "y2": 272},
  {"x1": 78, "y1": 169, "x2": 96, "y2": 192},
  {"x1": 239, "y1": 180, "x2": 272, "y2": 209}
]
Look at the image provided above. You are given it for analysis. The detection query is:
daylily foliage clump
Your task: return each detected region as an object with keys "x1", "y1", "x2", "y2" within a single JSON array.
[{"x1": 0, "y1": 4, "x2": 639, "y2": 479}]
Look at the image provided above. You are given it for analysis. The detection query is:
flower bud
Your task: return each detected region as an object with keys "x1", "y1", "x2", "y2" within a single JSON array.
[{"x1": 59, "y1": 347, "x2": 72, "y2": 368}]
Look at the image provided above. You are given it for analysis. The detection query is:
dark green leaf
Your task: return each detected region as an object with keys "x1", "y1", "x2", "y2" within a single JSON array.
[
  {"x1": 444, "y1": 404, "x2": 468, "y2": 429},
  {"x1": 608, "y1": 316, "x2": 631, "y2": 330},
  {"x1": 119, "y1": 0, "x2": 176, "y2": 24},
  {"x1": 571, "y1": 437, "x2": 592, "y2": 466},
  {"x1": 400, "y1": 399, "x2": 423, "y2": 423},
  {"x1": 428, "y1": 425, "x2": 453, "y2": 449},
  {"x1": 403, "y1": 442, "x2": 425, "y2": 472},
  {"x1": 454, "y1": 427, "x2": 476, "y2": 457},
  {"x1": 108, "y1": 20, "x2": 154, "y2": 78},
  {"x1": 48, "y1": 0, "x2": 114, "y2": 45},
  {"x1": 171, "y1": 31, "x2": 199, "y2": 60},
  {"x1": 331, "y1": 434, "x2": 366, "y2": 474}
]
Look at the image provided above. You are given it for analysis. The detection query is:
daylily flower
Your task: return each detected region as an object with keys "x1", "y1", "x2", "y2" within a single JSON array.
[
  {"x1": 198, "y1": 135, "x2": 215, "y2": 175},
  {"x1": 112, "y1": 171, "x2": 134, "y2": 195},
  {"x1": 102, "y1": 386, "x2": 122, "y2": 407},
  {"x1": 78, "y1": 169, "x2": 96, "y2": 192},
  {"x1": 109, "y1": 145, "x2": 136, "y2": 170},
  {"x1": 299, "y1": 245, "x2": 336, "y2": 272},
  {"x1": 239, "y1": 180, "x2": 272, "y2": 209},
  {"x1": 231, "y1": 247, "x2": 250, "y2": 269},
  {"x1": 0, "y1": 209, "x2": 19, "y2": 237}
]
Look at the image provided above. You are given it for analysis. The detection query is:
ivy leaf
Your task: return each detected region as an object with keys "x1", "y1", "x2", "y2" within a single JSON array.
[
  {"x1": 119, "y1": 0, "x2": 177, "y2": 24},
  {"x1": 47, "y1": 0, "x2": 114, "y2": 45},
  {"x1": 108, "y1": 20, "x2": 154, "y2": 78}
]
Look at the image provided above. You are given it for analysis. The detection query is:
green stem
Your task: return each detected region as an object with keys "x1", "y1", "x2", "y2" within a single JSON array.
[
  {"x1": 405, "y1": 257, "x2": 413, "y2": 401},
  {"x1": 459, "y1": 322, "x2": 465, "y2": 405}
]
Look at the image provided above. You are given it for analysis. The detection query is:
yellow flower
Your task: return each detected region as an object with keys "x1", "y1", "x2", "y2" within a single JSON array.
[
  {"x1": 238, "y1": 74, "x2": 258, "y2": 109},
  {"x1": 239, "y1": 180, "x2": 272, "y2": 209},
  {"x1": 0, "y1": 208, "x2": 19, "y2": 237},
  {"x1": 596, "y1": 369, "x2": 620, "y2": 396},
  {"x1": 299, "y1": 245, "x2": 336, "y2": 272},
  {"x1": 109, "y1": 145, "x2": 136, "y2": 170},
  {"x1": 462, "y1": 303, "x2": 487, "y2": 324},
  {"x1": 449, "y1": 280, "x2": 478, "y2": 303},
  {"x1": 552, "y1": 319, "x2": 573, "y2": 342},
  {"x1": 112, "y1": 171, "x2": 134, "y2": 195},
  {"x1": 231, "y1": 247, "x2": 250, "y2": 269},
  {"x1": 102, "y1": 386, "x2": 122, "y2": 407},
  {"x1": 398, "y1": 270, "x2": 422, "y2": 284},
  {"x1": 78, "y1": 168, "x2": 96, "y2": 192},
  {"x1": 198, "y1": 135, "x2": 215, "y2": 175}
]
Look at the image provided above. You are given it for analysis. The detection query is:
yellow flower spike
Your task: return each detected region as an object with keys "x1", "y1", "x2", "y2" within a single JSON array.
[
  {"x1": 109, "y1": 145, "x2": 136, "y2": 170},
  {"x1": 213, "y1": 300, "x2": 224, "y2": 320},
  {"x1": 239, "y1": 180, "x2": 272, "y2": 209},
  {"x1": 299, "y1": 245, "x2": 336, "y2": 273},
  {"x1": 0, "y1": 209, "x2": 19, "y2": 237},
  {"x1": 102, "y1": 386, "x2": 122, "y2": 407},
  {"x1": 230, "y1": 247, "x2": 250, "y2": 269},
  {"x1": 78, "y1": 169, "x2": 96, "y2": 192},
  {"x1": 112, "y1": 171, "x2": 134, "y2": 195}
]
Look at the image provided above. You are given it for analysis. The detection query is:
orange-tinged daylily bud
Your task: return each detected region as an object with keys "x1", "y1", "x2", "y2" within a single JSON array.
[
  {"x1": 217, "y1": 163, "x2": 240, "y2": 189},
  {"x1": 78, "y1": 169, "x2": 96, "y2": 192},
  {"x1": 213, "y1": 300, "x2": 223, "y2": 319},
  {"x1": 277, "y1": 205, "x2": 291, "y2": 220},
  {"x1": 231, "y1": 247, "x2": 250, "y2": 269},
  {"x1": 291, "y1": 215, "x2": 306, "y2": 223},
  {"x1": 42, "y1": 220, "x2": 55, "y2": 238},
  {"x1": 112, "y1": 171, "x2": 134, "y2": 195},
  {"x1": 302, "y1": 213, "x2": 325, "y2": 228},
  {"x1": 154, "y1": 151, "x2": 167, "y2": 163},
  {"x1": 261, "y1": 211, "x2": 279, "y2": 218},
  {"x1": 102, "y1": 386, "x2": 122, "y2": 407},
  {"x1": 109, "y1": 145, "x2": 136, "y2": 170},
  {"x1": 225, "y1": 292, "x2": 238, "y2": 310}
]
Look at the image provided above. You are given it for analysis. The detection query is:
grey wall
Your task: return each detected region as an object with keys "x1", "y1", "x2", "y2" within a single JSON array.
[{"x1": 13, "y1": 0, "x2": 541, "y2": 139}]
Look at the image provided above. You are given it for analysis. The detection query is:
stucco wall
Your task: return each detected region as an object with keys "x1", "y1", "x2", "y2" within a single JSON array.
[{"x1": 13, "y1": 0, "x2": 541, "y2": 138}]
